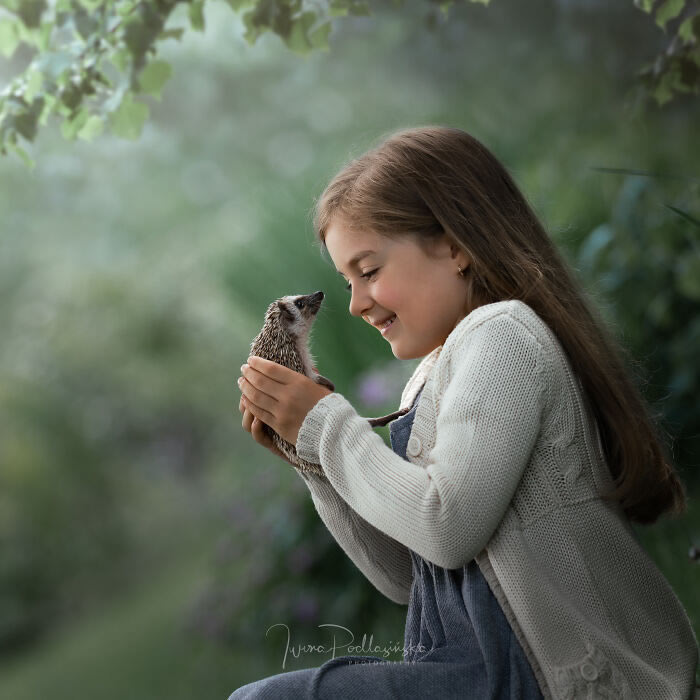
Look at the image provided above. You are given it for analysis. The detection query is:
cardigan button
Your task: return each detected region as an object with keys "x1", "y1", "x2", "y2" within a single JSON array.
[
  {"x1": 580, "y1": 662, "x2": 598, "y2": 682},
  {"x1": 407, "y1": 436, "x2": 422, "y2": 456}
]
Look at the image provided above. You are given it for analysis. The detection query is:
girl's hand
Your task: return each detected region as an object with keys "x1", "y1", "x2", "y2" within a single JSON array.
[
  {"x1": 239, "y1": 395, "x2": 296, "y2": 466},
  {"x1": 237, "y1": 356, "x2": 333, "y2": 447}
]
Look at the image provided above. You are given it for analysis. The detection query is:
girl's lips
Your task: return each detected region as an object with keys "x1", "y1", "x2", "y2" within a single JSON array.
[{"x1": 380, "y1": 315, "x2": 397, "y2": 336}]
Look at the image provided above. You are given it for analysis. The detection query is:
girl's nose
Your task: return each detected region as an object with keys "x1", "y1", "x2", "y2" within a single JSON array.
[{"x1": 348, "y1": 286, "x2": 371, "y2": 318}]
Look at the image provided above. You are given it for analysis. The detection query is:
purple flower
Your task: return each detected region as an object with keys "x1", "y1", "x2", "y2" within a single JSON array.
[{"x1": 356, "y1": 372, "x2": 392, "y2": 406}]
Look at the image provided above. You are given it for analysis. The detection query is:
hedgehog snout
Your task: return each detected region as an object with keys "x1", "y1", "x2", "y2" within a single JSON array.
[{"x1": 304, "y1": 290, "x2": 324, "y2": 316}]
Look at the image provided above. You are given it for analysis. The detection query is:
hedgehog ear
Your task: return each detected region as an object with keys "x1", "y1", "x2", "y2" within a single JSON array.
[{"x1": 277, "y1": 300, "x2": 295, "y2": 325}]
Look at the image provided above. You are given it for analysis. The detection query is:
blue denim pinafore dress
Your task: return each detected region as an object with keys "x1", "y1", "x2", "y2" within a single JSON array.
[{"x1": 228, "y1": 384, "x2": 544, "y2": 699}]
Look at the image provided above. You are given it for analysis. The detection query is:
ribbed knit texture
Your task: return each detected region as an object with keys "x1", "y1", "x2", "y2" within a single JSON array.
[
  {"x1": 227, "y1": 383, "x2": 544, "y2": 699},
  {"x1": 292, "y1": 300, "x2": 699, "y2": 700},
  {"x1": 393, "y1": 385, "x2": 545, "y2": 698}
]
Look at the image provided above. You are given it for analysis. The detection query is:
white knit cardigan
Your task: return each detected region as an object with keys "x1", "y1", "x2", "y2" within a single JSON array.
[{"x1": 295, "y1": 299, "x2": 699, "y2": 700}]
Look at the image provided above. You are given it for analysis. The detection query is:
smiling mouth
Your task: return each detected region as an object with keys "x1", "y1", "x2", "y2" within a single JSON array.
[{"x1": 379, "y1": 315, "x2": 397, "y2": 334}]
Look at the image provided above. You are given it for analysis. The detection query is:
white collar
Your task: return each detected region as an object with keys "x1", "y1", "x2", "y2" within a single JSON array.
[{"x1": 400, "y1": 344, "x2": 443, "y2": 411}]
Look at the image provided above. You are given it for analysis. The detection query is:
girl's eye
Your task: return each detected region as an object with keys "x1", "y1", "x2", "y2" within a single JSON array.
[{"x1": 345, "y1": 268, "x2": 379, "y2": 292}]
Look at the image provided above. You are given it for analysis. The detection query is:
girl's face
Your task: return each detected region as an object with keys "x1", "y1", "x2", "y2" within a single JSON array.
[{"x1": 325, "y1": 219, "x2": 471, "y2": 360}]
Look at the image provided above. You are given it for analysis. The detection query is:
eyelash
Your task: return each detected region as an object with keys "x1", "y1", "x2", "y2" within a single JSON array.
[{"x1": 345, "y1": 268, "x2": 379, "y2": 292}]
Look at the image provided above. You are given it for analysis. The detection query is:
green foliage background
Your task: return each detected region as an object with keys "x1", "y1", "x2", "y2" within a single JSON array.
[
  {"x1": 0, "y1": 0, "x2": 698, "y2": 697},
  {"x1": 0, "y1": 0, "x2": 699, "y2": 165}
]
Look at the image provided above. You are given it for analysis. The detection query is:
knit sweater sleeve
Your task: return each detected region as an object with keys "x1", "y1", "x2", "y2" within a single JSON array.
[
  {"x1": 295, "y1": 312, "x2": 547, "y2": 570},
  {"x1": 294, "y1": 469, "x2": 413, "y2": 605}
]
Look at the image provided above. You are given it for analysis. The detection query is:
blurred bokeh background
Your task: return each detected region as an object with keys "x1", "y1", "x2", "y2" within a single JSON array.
[{"x1": 0, "y1": 0, "x2": 698, "y2": 697}]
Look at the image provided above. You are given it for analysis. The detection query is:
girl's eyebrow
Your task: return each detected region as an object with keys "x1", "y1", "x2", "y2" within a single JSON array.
[{"x1": 335, "y1": 249, "x2": 376, "y2": 277}]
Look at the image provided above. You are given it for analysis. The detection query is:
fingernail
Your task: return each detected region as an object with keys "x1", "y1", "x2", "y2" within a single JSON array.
[{"x1": 237, "y1": 377, "x2": 242, "y2": 386}]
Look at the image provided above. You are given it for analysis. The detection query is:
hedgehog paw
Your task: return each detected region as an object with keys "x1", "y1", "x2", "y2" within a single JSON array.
[{"x1": 314, "y1": 374, "x2": 335, "y2": 392}]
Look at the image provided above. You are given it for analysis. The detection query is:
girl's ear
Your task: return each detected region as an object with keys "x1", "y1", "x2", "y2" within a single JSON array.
[{"x1": 450, "y1": 243, "x2": 470, "y2": 268}]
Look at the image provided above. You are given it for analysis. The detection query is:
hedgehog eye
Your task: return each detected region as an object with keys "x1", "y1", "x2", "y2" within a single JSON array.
[{"x1": 294, "y1": 300, "x2": 305, "y2": 309}]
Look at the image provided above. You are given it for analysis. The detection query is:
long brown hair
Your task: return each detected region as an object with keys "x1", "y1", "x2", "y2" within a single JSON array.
[{"x1": 311, "y1": 125, "x2": 686, "y2": 526}]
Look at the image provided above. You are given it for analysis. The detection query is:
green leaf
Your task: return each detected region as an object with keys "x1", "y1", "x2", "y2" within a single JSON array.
[
  {"x1": 347, "y1": 1, "x2": 371, "y2": 15},
  {"x1": 678, "y1": 14, "x2": 700, "y2": 42},
  {"x1": 24, "y1": 68, "x2": 44, "y2": 102},
  {"x1": 61, "y1": 105, "x2": 89, "y2": 141},
  {"x1": 468, "y1": 0, "x2": 491, "y2": 4},
  {"x1": 115, "y1": 0, "x2": 139, "y2": 15},
  {"x1": 159, "y1": 27, "x2": 185, "y2": 41},
  {"x1": 329, "y1": 0, "x2": 367, "y2": 16},
  {"x1": 665, "y1": 204, "x2": 700, "y2": 228},
  {"x1": 241, "y1": 1, "x2": 268, "y2": 44},
  {"x1": 137, "y1": 59, "x2": 172, "y2": 99},
  {"x1": 109, "y1": 91, "x2": 149, "y2": 140},
  {"x1": 284, "y1": 11, "x2": 321, "y2": 54},
  {"x1": 633, "y1": 0, "x2": 655, "y2": 12},
  {"x1": 655, "y1": 0, "x2": 684, "y2": 30},
  {"x1": 308, "y1": 19, "x2": 331, "y2": 51},
  {"x1": 36, "y1": 19, "x2": 51, "y2": 50},
  {"x1": 78, "y1": 0, "x2": 104, "y2": 10},
  {"x1": 103, "y1": 81, "x2": 129, "y2": 113},
  {"x1": 123, "y1": 4, "x2": 165, "y2": 66},
  {"x1": 189, "y1": 0, "x2": 205, "y2": 31},
  {"x1": 111, "y1": 48, "x2": 131, "y2": 73},
  {"x1": 59, "y1": 82, "x2": 82, "y2": 111},
  {"x1": 225, "y1": 0, "x2": 255, "y2": 11},
  {"x1": 11, "y1": 104, "x2": 41, "y2": 142},
  {"x1": 18, "y1": 0, "x2": 47, "y2": 29},
  {"x1": 36, "y1": 51, "x2": 74, "y2": 81},
  {"x1": 38, "y1": 92, "x2": 56, "y2": 125},
  {"x1": 0, "y1": 19, "x2": 20, "y2": 58},
  {"x1": 77, "y1": 114, "x2": 104, "y2": 141},
  {"x1": 6, "y1": 141, "x2": 35, "y2": 170},
  {"x1": 652, "y1": 72, "x2": 675, "y2": 105},
  {"x1": 74, "y1": 9, "x2": 99, "y2": 40},
  {"x1": 56, "y1": 100, "x2": 74, "y2": 117}
]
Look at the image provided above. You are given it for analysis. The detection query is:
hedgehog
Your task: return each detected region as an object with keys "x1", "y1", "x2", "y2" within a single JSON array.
[{"x1": 248, "y1": 291, "x2": 410, "y2": 477}]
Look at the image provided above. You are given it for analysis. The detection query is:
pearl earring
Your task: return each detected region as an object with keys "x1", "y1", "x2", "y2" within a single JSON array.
[{"x1": 457, "y1": 265, "x2": 466, "y2": 277}]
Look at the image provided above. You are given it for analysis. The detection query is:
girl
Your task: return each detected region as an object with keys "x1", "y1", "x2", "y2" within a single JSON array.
[{"x1": 234, "y1": 126, "x2": 699, "y2": 699}]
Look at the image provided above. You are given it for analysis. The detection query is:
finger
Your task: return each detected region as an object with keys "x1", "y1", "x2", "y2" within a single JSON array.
[
  {"x1": 239, "y1": 374, "x2": 277, "y2": 416},
  {"x1": 242, "y1": 406, "x2": 254, "y2": 433},
  {"x1": 251, "y1": 416, "x2": 265, "y2": 441},
  {"x1": 242, "y1": 401, "x2": 259, "y2": 434},
  {"x1": 254, "y1": 421, "x2": 290, "y2": 462},
  {"x1": 239, "y1": 382, "x2": 277, "y2": 427},
  {"x1": 249, "y1": 415, "x2": 294, "y2": 465},
  {"x1": 246, "y1": 356, "x2": 295, "y2": 384},
  {"x1": 251, "y1": 416, "x2": 275, "y2": 449}
]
